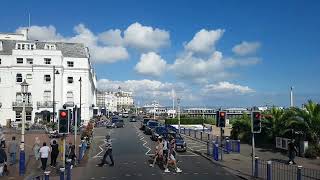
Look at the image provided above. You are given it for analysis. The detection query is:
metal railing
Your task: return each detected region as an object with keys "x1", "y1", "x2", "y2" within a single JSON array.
[{"x1": 37, "y1": 101, "x2": 53, "y2": 108}]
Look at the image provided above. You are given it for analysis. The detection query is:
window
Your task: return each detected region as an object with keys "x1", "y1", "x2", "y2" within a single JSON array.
[
  {"x1": 44, "y1": 75, "x2": 51, "y2": 82},
  {"x1": 27, "y1": 58, "x2": 33, "y2": 64},
  {"x1": 16, "y1": 73, "x2": 22, "y2": 82},
  {"x1": 67, "y1": 91, "x2": 74, "y2": 103},
  {"x1": 17, "y1": 44, "x2": 21, "y2": 50},
  {"x1": 26, "y1": 74, "x2": 32, "y2": 79},
  {"x1": 43, "y1": 90, "x2": 51, "y2": 101},
  {"x1": 17, "y1": 58, "x2": 23, "y2": 64},
  {"x1": 44, "y1": 58, "x2": 51, "y2": 64},
  {"x1": 15, "y1": 111, "x2": 22, "y2": 122},
  {"x1": 67, "y1": 61, "x2": 74, "y2": 67},
  {"x1": 44, "y1": 44, "x2": 56, "y2": 50},
  {"x1": 67, "y1": 77, "x2": 74, "y2": 83},
  {"x1": 16, "y1": 43, "x2": 36, "y2": 50},
  {"x1": 0, "y1": 59, "x2": 1, "y2": 64},
  {"x1": 16, "y1": 92, "x2": 22, "y2": 103},
  {"x1": 26, "y1": 111, "x2": 32, "y2": 121}
]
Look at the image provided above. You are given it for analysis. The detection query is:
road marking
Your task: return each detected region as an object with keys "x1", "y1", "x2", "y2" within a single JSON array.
[{"x1": 134, "y1": 125, "x2": 153, "y2": 156}]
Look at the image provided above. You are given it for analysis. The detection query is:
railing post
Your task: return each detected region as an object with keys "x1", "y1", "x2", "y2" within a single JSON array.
[
  {"x1": 194, "y1": 129, "x2": 196, "y2": 138},
  {"x1": 237, "y1": 140, "x2": 240, "y2": 153},
  {"x1": 267, "y1": 161, "x2": 272, "y2": 180},
  {"x1": 184, "y1": 128, "x2": 186, "y2": 134},
  {"x1": 44, "y1": 171, "x2": 50, "y2": 180},
  {"x1": 297, "y1": 166, "x2": 302, "y2": 180},
  {"x1": 200, "y1": 131, "x2": 203, "y2": 141},
  {"x1": 66, "y1": 159, "x2": 72, "y2": 180},
  {"x1": 207, "y1": 133, "x2": 210, "y2": 142},
  {"x1": 60, "y1": 168, "x2": 65, "y2": 180},
  {"x1": 254, "y1": 157, "x2": 259, "y2": 178},
  {"x1": 189, "y1": 129, "x2": 191, "y2": 136}
]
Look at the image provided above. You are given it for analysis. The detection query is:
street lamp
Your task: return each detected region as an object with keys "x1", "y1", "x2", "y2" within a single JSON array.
[
  {"x1": 52, "y1": 66, "x2": 60, "y2": 123},
  {"x1": 107, "y1": 102, "x2": 110, "y2": 118},
  {"x1": 20, "y1": 79, "x2": 29, "y2": 175},
  {"x1": 177, "y1": 97, "x2": 181, "y2": 134}
]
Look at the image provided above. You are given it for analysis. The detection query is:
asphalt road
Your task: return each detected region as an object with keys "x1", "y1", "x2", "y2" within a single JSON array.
[{"x1": 74, "y1": 118, "x2": 241, "y2": 180}]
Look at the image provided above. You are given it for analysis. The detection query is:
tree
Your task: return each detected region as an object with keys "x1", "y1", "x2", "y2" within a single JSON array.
[
  {"x1": 261, "y1": 107, "x2": 287, "y2": 142},
  {"x1": 230, "y1": 113, "x2": 251, "y2": 142}
]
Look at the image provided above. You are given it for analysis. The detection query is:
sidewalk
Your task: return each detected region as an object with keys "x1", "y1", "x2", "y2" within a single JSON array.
[{"x1": 182, "y1": 130, "x2": 320, "y2": 179}]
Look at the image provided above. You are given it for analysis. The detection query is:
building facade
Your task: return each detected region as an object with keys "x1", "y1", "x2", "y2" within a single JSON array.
[{"x1": 0, "y1": 31, "x2": 97, "y2": 126}]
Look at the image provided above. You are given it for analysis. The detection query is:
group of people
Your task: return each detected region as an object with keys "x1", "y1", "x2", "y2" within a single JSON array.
[
  {"x1": 0, "y1": 136, "x2": 19, "y2": 176},
  {"x1": 150, "y1": 135, "x2": 182, "y2": 173},
  {"x1": 32, "y1": 137, "x2": 76, "y2": 171}
]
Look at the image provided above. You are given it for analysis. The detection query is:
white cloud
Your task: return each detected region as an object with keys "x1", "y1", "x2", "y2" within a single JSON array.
[
  {"x1": 98, "y1": 29, "x2": 123, "y2": 46},
  {"x1": 185, "y1": 29, "x2": 224, "y2": 54},
  {"x1": 97, "y1": 79, "x2": 191, "y2": 103},
  {"x1": 124, "y1": 22, "x2": 170, "y2": 50},
  {"x1": 232, "y1": 41, "x2": 261, "y2": 56},
  {"x1": 16, "y1": 24, "x2": 129, "y2": 63},
  {"x1": 135, "y1": 52, "x2": 167, "y2": 77},
  {"x1": 202, "y1": 81, "x2": 255, "y2": 94}
]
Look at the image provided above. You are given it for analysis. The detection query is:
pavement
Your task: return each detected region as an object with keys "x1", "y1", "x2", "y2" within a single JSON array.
[{"x1": 57, "y1": 118, "x2": 242, "y2": 180}]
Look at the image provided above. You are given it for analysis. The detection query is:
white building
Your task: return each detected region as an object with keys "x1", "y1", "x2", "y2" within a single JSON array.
[
  {"x1": 114, "y1": 87, "x2": 134, "y2": 111},
  {"x1": 143, "y1": 101, "x2": 167, "y2": 115},
  {"x1": 105, "y1": 91, "x2": 117, "y2": 112},
  {"x1": 0, "y1": 30, "x2": 97, "y2": 126}
]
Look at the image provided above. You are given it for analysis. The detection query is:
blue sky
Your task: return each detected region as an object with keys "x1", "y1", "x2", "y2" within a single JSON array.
[{"x1": 1, "y1": 0, "x2": 320, "y2": 107}]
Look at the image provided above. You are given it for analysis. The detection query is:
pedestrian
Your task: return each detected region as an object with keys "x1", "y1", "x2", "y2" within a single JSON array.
[
  {"x1": 7, "y1": 136, "x2": 18, "y2": 165},
  {"x1": 150, "y1": 136, "x2": 164, "y2": 167},
  {"x1": 97, "y1": 135, "x2": 114, "y2": 167},
  {"x1": 0, "y1": 146, "x2": 7, "y2": 176},
  {"x1": 164, "y1": 137, "x2": 182, "y2": 173},
  {"x1": 39, "y1": 142, "x2": 50, "y2": 171},
  {"x1": 0, "y1": 132, "x2": 5, "y2": 148},
  {"x1": 288, "y1": 140, "x2": 298, "y2": 165},
  {"x1": 50, "y1": 140, "x2": 59, "y2": 167},
  {"x1": 67, "y1": 144, "x2": 76, "y2": 166},
  {"x1": 33, "y1": 137, "x2": 41, "y2": 168}
]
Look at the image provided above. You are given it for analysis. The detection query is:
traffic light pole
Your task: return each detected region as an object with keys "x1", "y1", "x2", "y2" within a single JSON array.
[
  {"x1": 252, "y1": 132, "x2": 255, "y2": 176},
  {"x1": 220, "y1": 127, "x2": 224, "y2": 161},
  {"x1": 63, "y1": 134, "x2": 66, "y2": 168},
  {"x1": 74, "y1": 106, "x2": 78, "y2": 161}
]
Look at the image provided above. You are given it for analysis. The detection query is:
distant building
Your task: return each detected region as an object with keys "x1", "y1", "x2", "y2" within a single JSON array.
[
  {"x1": 143, "y1": 101, "x2": 167, "y2": 115},
  {"x1": 115, "y1": 87, "x2": 134, "y2": 112},
  {"x1": 0, "y1": 30, "x2": 97, "y2": 126}
]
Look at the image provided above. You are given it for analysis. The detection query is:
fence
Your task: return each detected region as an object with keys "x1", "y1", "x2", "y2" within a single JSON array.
[{"x1": 255, "y1": 158, "x2": 320, "y2": 180}]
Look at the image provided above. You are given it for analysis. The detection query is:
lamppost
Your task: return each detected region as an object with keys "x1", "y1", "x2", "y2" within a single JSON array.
[
  {"x1": 177, "y1": 97, "x2": 181, "y2": 134},
  {"x1": 79, "y1": 77, "x2": 82, "y2": 125},
  {"x1": 19, "y1": 79, "x2": 29, "y2": 175},
  {"x1": 107, "y1": 102, "x2": 110, "y2": 119},
  {"x1": 52, "y1": 66, "x2": 60, "y2": 123}
]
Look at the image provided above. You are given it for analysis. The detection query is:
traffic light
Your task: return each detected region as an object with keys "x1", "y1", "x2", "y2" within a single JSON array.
[
  {"x1": 251, "y1": 111, "x2": 261, "y2": 133},
  {"x1": 58, "y1": 109, "x2": 70, "y2": 134},
  {"x1": 216, "y1": 111, "x2": 227, "y2": 127}
]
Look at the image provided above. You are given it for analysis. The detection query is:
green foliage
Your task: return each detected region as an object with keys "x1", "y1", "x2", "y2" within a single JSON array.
[
  {"x1": 304, "y1": 145, "x2": 320, "y2": 159},
  {"x1": 230, "y1": 113, "x2": 251, "y2": 142},
  {"x1": 165, "y1": 116, "x2": 215, "y2": 125}
]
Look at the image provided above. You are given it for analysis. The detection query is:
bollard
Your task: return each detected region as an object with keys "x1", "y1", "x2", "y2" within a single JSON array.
[
  {"x1": 213, "y1": 142, "x2": 219, "y2": 161},
  {"x1": 254, "y1": 157, "x2": 259, "y2": 178},
  {"x1": 189, "y1": 129, "x2": 191, "y2": 136},
  {"x1": 237, "y1": 140, "x2": 240, "y2": 153},
  {"x1": 78, "y1": 145, "x2": 82, "y2": 163},
  {"x1": 207, "y1": 133, "x2": 210, "y2": 142},
  {"x1": 194, "y1": 129, "x2": 196, "y2": 138},
  {"x1": 200, "y1": 131, "x2": 203, "y2": 141},
  {"x1": 226, "y1": 140, "x2": 230, "y2": 154},
  {"x1": 297, "y1": 166, "x2": 302, "y2": 180},
  {"x1": 267, "y1": 161, "x2": 272, "y2": 180},
  {"x1": 44, "y1": 171, "x2": 50, "y2": 180},
  {"x1": 66, "y1": 159, "x2": 72, "y2": 180},
  {"x1": 184, "y1": 128, "x2": 186, "y2": 134},
  {"x1": 60, "y1": 168, "x2": 65, "y2": 180}
]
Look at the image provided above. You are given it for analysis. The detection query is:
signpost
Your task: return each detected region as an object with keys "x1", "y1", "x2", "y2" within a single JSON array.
[{"x1": 251, "y1": 111, "x2": 261, "y2": 176}]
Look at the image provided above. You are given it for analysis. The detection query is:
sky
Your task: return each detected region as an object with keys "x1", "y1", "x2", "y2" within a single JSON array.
[{"x1": 1, "y1": 0, "x2": 319, "y2": 107}]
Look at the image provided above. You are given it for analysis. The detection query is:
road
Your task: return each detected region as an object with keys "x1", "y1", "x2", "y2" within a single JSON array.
[{"x1": 73, "y1": 118, "x2": 241, "y2": 180}]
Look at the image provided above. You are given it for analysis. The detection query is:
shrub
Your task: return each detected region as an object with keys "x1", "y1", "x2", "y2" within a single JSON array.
[{"x1": 305, "y1": 145, "x2": 320, "y2": 159}]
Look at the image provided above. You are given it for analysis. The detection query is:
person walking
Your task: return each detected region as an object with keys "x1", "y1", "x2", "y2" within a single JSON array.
[
  {"x1": 7, "y1": 136, "x2": 18, "y2": 165},
  {"x1": 50, "y1": 140, "x2": 59, "y2": 167},
  {"x1": 33, "y1": 137, "x2": 41, "y2": 168},
  {"x1": 67, "y1": 144, "x2": 76, "y2": 167},
  {"x1": 0, "y1": 146, "x2": 7, "y2": 176},
  {"x1": 288, "y1": 140, "x2": 298, "y2": 165},
  {"x1": 150, "y1": 136, "x2": 164, "y2": 167},
  {"x1": 39, "y1": 142, "x2": 50, "y2": 171},
  {"x1": 97, "y1": 135, "x2": 114, "y2": 167},
  {"x1": 164, "y1": 137, "x2": 182, "y2": 173}
]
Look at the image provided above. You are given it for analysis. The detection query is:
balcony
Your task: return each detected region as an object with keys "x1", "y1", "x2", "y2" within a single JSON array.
[
  {"x1": 12, "y1": 101, "x2": 33, "y2": 111},
  {"x1": 37, "y1": 101, "x2": 53, "y2": 108}
]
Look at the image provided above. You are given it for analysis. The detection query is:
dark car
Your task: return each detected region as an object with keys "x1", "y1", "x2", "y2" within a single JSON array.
[
  {"x1": 140, "y1": 119, "x2": 150, "y2": 131},
  {"x1": 151, "y1": 126, "x2": 167, "y2": 141},
  {"x1": 130, "y1": 115, "x2": 137, "y2": 122},
  {"x1": 114, "y1": 119, "x2": 124, "y2": 128},
  {"x1": 145, "y1": 120, "x2": 160, "y2": 135}
]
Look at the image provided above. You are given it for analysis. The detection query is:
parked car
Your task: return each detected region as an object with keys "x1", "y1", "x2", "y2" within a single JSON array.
[
  {"x1": 140, "y1": 119, "x2": 150, "y2": 131},
  {"x1": 114, "y1": 119, "x2": 125, "y2": 128},
  {"x1": 164, "y1": 131, "x2": 187, "y2": 152},
  {"x1": 122, "y1": 112, "x2": 129, "y2": 118},
  {"x1": 151, "y1": 126, "x2": 167, "y2": 141},
  {"x1": 144, "y1": 120, "x2": 160, "y2": 135},
  {"x1": 129, "y1": 116, "x2": 137, "y2": 122}
]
